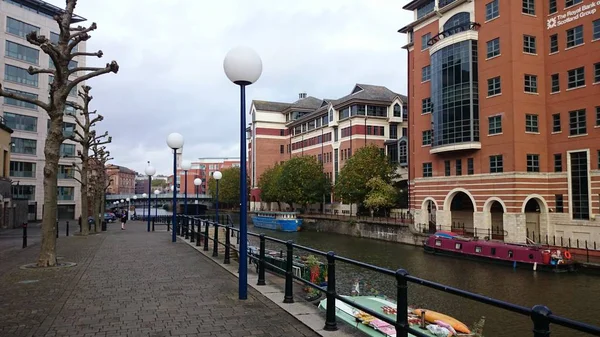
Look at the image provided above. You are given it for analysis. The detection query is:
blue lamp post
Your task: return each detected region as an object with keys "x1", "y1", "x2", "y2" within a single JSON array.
[
  {"x1": 145, "y1": 164, "x2": 156, "y2": 231},
  {"x1": 223, "y1": 46, "x2": 263, "y2": 300},
  {"x1": 167, "y1": 132, "x2": 184, "y2": 243},
  {"x1": 181, "y1": 160, "x2": 192, "y2": 216},
  {"x1": 194, "y1": 178, "x2": 202, "y2": 216},
  {"x1": 212, "y1": 170, "x2": 222, "y2": 257},
  {"x1": 154, "y1": 189, "x2": 160, "y2": 218}
]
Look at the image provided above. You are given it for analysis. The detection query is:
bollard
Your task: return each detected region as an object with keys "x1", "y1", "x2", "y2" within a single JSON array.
[
  {"x1": 324, "y1": 251, "x2": 337, "y2": 331},
  {"x1": 66, "y1": 220, "x2": 70, "y2": 237},
  {"x1": 22, "y1": 223, "x2": 27, "y2": 248},
  {"x1": 185, "y1": 217, "x2": 190, "y2": 240},
  {"x1": 531, "y1": 305, "x2": 551, "y2": 337},
  {"x1": 190, "y1": 219, "x2": 195, "y2": 243},
  {"x1": 167, "y1": 217, "x2": 171, "y2": 232},
  {"x1": 395, "y1": 269, "x2": 409, "y2": 337},
  {"x1": 56, "y1": 220, "x2": 59, "y2": 238},
  {"x1": 283, "y1": 240, "x2": 294, "y2": 303},
  {"x1": 212, "y1": 222, "x2": 219, "y2": 257},
  {"x1": 196, "y1": 219, "x2": 201, "y2": 247},
  {"x1": 101, "y1": 220, "x2": 107, "y2": 232},
  {"x1": 204, "y1": 220, "x2": 209, "y2": 251},
  {"x1": 257, "y1": 234, "x2": 266, "y2": 286},
  {"x1": 224, "y1": 225, "x2": 231, "y2": 264},
  {"x1": 152, "y1": 217, "x2": 155, "y2": 232},
  {"x1": 78, "y1": 217, "x2": 82, "y2": 233}
]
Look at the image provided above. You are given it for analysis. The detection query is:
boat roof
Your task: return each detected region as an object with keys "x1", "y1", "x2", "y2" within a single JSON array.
[{"x1": 432, "y1": 232, "x2": 548, "y2": 251}]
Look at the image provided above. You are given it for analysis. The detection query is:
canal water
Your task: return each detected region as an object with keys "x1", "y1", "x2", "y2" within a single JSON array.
[{"x1": 247, "y1": 224, "x2": 600, "y2": 337}]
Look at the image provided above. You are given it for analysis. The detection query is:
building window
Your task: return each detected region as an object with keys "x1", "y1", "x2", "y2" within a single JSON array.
[
  {"x1": 422, "y1": 130, "x2": 433, "y2": 146},
  {"x1": 467, "y1": 158, "x2": 474, "y2": 175},
  {"x1": 12, "y1": 185, "x2": 35, "y2": 200},
  {"x1": 399, "y1": 140, "x2": 407, "y2": 166},
  {"x1": 485, "y1": 0, "x2": 499, "y2": 20},
  {"x1": 402, "y1": 127, "x2": 407, "y2": 137},
  {"x1": 57, "y1": 187, "x2": 74, "y2": 201},
  {"x1": 596, "y1": 106, "x2": 600, "y2": 126},
  {"x1": 555, "y1": 194, "x2": 564, "y2": 213},
  {"x1": 456, "y1": 159, "x2": 462, "y2": 175},
  {"x1": 549, "y1": 0, "x2": 557, "y2": 14},
  {"x1": 423, "y1": 162, "x2": 432, "y2": 177},
  {"x1": 4, "y1": 112, "x2": 37, "y2": 132},
  {"x1": 550, "y1": 34, "x2": 558, "y2": 53},
  {"x1": 490, "y1": 155, "x2": 503, "y2": 173},
  {"x1": 527, "y1": 154, "x2": 540, "y2": 172},
  {"x1": 522, "y1": 0, "x2": 535, "y2": 15},
  {"x1": 421, "y1": 33, "x2": 431, "y2": 50},
  {"x1": 390, "y1": 124, "x2": 398, "y2": 139},
  {"x1": 566, "y1": 25, "x2": 583, "y2": 48},
  {"x1": 488, "y1": 115, "x2": 502, "y2": 135},
  {"x1": 6, "y1": 17, "x2": 40, "y2": 38},
  {"x1": 552, "y1": 113, "x2": 561, "y2": 132},
  {"x1": 5, "y1": 41, "x2": 39, "y2": 65},
  {"x1": 279, "y1": 145, "x2": 284, "y2": 154},
  {"x1": 58, "y1": 165, "x2": 74, "y2": 179},
  {"x1": 570, "y1": 151, "x2": 589, "y2": 220},
  {"x1": 422, "y1": 97, "x2": 432, "y2": 114},
  {"x1": 11, "y1": 137, "x2": 36, "y2": 155},
  {"x1": 567, "y1": 67, "x2": 585, "y2": 89},
  {"x1": 9, "y1": 161, "x2": 35, "y2": 178},
  {"x1": 523, "y1": 35, "x2": 537, "y2": 54},
  {"x1": 551, "y1": 73, "x2": 560, "y2": 93},
  {"x1": 565, "y1": 0, "x2": 583, "y2": 7},
  {"x1": 444, "y1": 160, "x2": 451, "y2": 176},
  {"x1": 3, "y1": 88, "x2": 38, "y2": 110},
  {"x1": 4, "y1": 64, "x2": 38, "y2": 87},
  {"x1": 417, "y1": 0, "x2": 435, "y2": 19},
  {"x1": 524, "y1": 74, "x2": 537, "y2": 93},
  {"x1": 50, "y1": 31, "x2": 77, "y2": 52},
  {"x1": 59, "y1": 143, "x2": 75, "y2": 157},
  {"x1": 595, "y1": 63, "x2": 600, "y2": 83},
  {"x1": 393, "y1": 104, "x2": 401, "y2": 118},
  {"x1": 487, "y1": 76, "x2": 501, "y2": 96},
  {"x1": 486, "y1": 38, "x2": 500, "y2": 58},
  {"x1": 422, "y1": 65, "x2": 431, "y2": 82},
  {"x1": 594, "y1": 19, "x2": 600, "y2": 40},
  {"x1": 569, "y1": 109, "x2": 586, "y2": 136},
  {"x1": 525, "y1": 114, "x2": 539, "y2": 132},
  {"x1": 554, "y1": 153, "x2": 562, "y2": 172}
]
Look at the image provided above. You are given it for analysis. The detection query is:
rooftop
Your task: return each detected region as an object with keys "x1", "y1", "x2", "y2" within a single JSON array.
[{"x1": 3, "y1": 0, "x2": 87, "y2": 23}]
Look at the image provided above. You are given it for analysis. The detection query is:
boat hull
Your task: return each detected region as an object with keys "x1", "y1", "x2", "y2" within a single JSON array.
[
  {"x1": 251, "y1": 216, "x2": 302, "y2": 232},
  {"x1": 423, "y1": 243, "x2": 575, "y2": 272}
]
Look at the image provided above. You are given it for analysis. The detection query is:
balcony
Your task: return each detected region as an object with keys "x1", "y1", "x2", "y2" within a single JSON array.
[
  {"x1": 430, "y1": 141, "x2": 481, "y2": 154},
  {"x1": 427, "y1": 21, "x2": 481, "y2": 48}
]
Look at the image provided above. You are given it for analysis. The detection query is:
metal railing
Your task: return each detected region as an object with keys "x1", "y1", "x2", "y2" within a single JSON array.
[
  {"x1": 151, "y1": 214, "x2": 600, "y2": 337},
  {"x1": 416, "y1": 223, "x2": 508, "y2": 240}
]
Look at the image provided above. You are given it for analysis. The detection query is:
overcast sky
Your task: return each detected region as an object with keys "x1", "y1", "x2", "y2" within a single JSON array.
[{"x1": 59, "y1": 0, "x2": 412, "y2": 175}]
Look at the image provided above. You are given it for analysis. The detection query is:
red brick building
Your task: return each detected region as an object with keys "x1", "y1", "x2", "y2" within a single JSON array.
[
  {"x1": 175, "y1": 158, "x2": 241, "y2": 196},
  {"x1": 248, "y1": 84, "x2": 408, "y2": 214},
  {"x1": 106, "y1": 164, "x2": 136, "y2": 195},
  {"x1": 399, "y1": 0, "x2": 600, "y2": 243}
]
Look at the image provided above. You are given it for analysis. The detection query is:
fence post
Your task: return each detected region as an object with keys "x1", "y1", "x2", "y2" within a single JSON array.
[
  {"x1": 395, "y1": 269, "x2": 409, "y2": 337},
  {"x1": 167, "y1": 217, "x2": 171, "y2": 232},
  {"x1": 66, "y1": 220, "x2": 69, "y2": 237},
  {"x1": 257, "y1": 234, "x2": 266, "y2": 286},
  {"x1": 213, "y1": 222, "x2": 219, "y2": 257},
  {"x1": 224, "y1": 225, "x2": 231, "y2": 264},
  {"x1": 152, "y1": 217, "x2": 155, "y2": 232},
  {"x1": 531, "y1": 305, "x2": 551, "y2": 337},
  {"x1": 283, "y1": 240, "x2": 294, "y2": 303},
  {"x1": 22, "y1": 223, "x2": 27, "y2": 249},
  {"x1": 56, "y1": 220, "x2": 59, "y2": 238},
  {"x1": 576, "y1": 238, "x2": 579, "y2": 249},
  {"x1": 190, "y1": 218, "x2": 195, "y2": 243},
  {"x1": 204, "y1": 220, "x2": 209, "y2": 251},
  {"x1": 586, "y1": 240, "x2": 589, "y2": 263},
  {"x1": 324, "y1": 251, "x2": 337, "y2": 331},
  {"x1": 196, "y1": 219, "x2": 201, "y2": 247}
]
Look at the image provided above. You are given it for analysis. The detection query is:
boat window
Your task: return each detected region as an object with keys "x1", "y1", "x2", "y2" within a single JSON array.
[
  {"x1": 435, "y1": 240, "x2": 442, "y2": 247},
  {"x1": 475, "y1": 246, "x2": 482, "y2": 253},
  {"x1": 455, "y1": 243, "x2": 462, "y2": 250},
  {"x1": 491, "y1": 248, "x2": 496, "y2": 255},
  {"x1": 529, "y1": 254, "x2": 534, "y2": 260},
  {"x1": 508, "y1": 250, "x2": 513, "y2": 258}
]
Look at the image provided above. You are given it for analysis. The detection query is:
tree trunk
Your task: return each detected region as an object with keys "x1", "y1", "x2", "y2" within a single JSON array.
[
  {"x1": 37, "y1": 116, "x2": 63, "y2": 267},
  {"x1": 80, "y1": 152, "x2": 89, "y2": 236}
]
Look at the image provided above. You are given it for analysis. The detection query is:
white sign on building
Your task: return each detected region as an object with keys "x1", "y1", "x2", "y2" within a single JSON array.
[{"x1": 546, "y1": 1, "x2": 599, "y2": 29}]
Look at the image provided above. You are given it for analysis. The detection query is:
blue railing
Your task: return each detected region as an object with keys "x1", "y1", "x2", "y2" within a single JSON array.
[{"x1": 150, "y1": 215, "x2": 600, "y2": 337}]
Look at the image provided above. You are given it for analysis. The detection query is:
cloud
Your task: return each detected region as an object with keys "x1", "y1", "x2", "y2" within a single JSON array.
[{"x1": 57, "y1": 0, "x2": 412, "y2": 175}]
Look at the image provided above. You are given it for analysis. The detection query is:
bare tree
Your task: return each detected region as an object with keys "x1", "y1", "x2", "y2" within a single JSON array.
[
  {"x1": 0, "y1": 0, "x2": 118, "y2": 266},
  {"x1": 89, "y1": 142, "x2": 112, "y2": 230},
  {"x1": 70, "y1": 86, "x2": 110, "y2": 235}
]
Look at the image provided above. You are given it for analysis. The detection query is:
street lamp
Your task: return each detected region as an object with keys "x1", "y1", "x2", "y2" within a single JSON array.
[
  {"x1": 212, "y1": 170, "x2": 222, "y2": 257},
  {"x1": 145, "y1": 164, "x2": 156, "y2": 231},
  {"x1": 132, "y1": 195, "x2": 138, "y2": 220},
  {"x1": 194, "y1": 178, "x2": 202, "y2": 216},
  {"x1": 126, "y1": 197, "x2": 131, "y2": 219},
  {"x1": 223, "y1": 46, "x2": 262, "y2": 300},
  {"x1": 154, "y1": 189, "x2": 160, "y2": 219},
  {"x1": 182, "y1": 160, "x2": 192, "y2": 216},
  {"x1": 167, "y1": 132, "x2": 184, "y2": 243}
]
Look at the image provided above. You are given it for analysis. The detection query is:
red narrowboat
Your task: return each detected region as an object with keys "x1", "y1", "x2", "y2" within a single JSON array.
[{"x1": 423, "y1": 231, "x2": 575, "y2": 272}]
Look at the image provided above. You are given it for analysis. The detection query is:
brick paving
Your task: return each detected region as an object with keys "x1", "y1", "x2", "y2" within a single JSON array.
[{"x1": 0, "y1": 221, "x2": 320, "y2": 337}]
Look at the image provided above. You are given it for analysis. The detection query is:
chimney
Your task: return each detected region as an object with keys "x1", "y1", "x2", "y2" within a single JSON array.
[{"x1": 299, "y1": 92, "x2": 307, "y2": 99}]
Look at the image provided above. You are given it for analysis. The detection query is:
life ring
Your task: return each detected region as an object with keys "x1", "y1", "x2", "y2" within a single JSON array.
[{"x1": 564, "y1": 251, "x2": 572, "y2": 259}]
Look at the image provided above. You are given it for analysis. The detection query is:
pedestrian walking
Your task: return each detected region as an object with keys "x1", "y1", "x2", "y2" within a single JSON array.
[{"x1": 121, "y1": 209, "x2": 128, "y2": 230}]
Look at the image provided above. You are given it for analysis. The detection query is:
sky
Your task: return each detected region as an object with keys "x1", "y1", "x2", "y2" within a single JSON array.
[{"x1": 56, "y1": 0, "x2": 413, "y2": 175}]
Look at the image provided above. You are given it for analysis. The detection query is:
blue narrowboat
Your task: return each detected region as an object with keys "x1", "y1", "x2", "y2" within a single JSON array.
[{"x1": 250, "y1": 211, "x2": 302, "y2": 232}]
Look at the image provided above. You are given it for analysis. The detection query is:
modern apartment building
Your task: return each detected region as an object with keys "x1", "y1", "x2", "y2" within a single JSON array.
[
  {"x1": 176, "y1": 157, "x2": 241, "y2": 196},
  {"x1": 399, "y1": 0, "x2": 600, "y2": 243},
  {"x1": 1, "y1": 0, "x2": 87, "y2": 220},
  {"x1": 248, "y1": 84, "x2": 408, "y2": 214}
]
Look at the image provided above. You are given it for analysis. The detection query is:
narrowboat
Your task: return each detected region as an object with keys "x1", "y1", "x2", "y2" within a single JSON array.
[
  {"x1": 423, "y1": 231, "x2": 575, "y2": 272},
  {"x1": 250, "y1": 211, "x2": 302, "y2": 232}
]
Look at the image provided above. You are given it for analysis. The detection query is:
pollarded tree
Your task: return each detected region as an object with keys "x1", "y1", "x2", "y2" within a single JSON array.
[
  {"x1": 0, "y1": 0, "x2": 119, "y2": 267},
  {"x1": 70, "y1": 86, "x2": 111, "y2": 235},
  {"x1": 334, "y1": 144, "x2": 395, "y2": 208},
  {"x1": 277, "y1": 156, "x2": 329, "y2": 211},
  {"x1": 89, "y1": 143, "x2": 112, "y2": 229},
  {"x1": 257, "y1": 163, "x2": 283, "y2": 211}
]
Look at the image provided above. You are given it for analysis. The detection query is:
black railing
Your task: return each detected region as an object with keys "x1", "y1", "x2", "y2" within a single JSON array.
[
  {"x1": 160, "y1": 214, "x2": 600, "y2": 337},
  {"x1": 416, "y1": 223, "x2": 508, "y2": 240},
  {"x1": 427, "y1": 21, "x2": 481, "y2": 47}
]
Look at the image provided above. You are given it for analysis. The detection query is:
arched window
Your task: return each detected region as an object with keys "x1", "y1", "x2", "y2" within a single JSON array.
[
  {"x1": 393, "y1": 103, "x2": 401, "y2": 117},
  {"x1": 443, "y1": 12, "x2": 471, "y2": 36},
  {"x1": 399, "y1": 139, "x2": 408, "y2": 166}
]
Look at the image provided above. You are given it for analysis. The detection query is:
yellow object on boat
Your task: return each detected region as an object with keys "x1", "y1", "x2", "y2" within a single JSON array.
[{"x1": 412, "y1": 309, "x2": 471, "y2": 334}]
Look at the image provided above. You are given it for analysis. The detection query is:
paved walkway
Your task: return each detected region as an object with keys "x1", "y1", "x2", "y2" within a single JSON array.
[{"x1": 0, "y1": 221, "x2": 320, "y2": 337}]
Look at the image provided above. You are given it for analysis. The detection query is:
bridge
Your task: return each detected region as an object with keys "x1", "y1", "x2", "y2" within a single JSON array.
[{"x1": 105, "y1": 193, "x2": 214, "y2": 208}]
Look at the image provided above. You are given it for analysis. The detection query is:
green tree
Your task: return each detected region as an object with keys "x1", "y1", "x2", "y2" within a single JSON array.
[
  {"x1": 364, "y1": 177, "x2": 397, "y2": 216},
  {"x1": 258, "y1": 163, "x2": 283, "y2": 210},
  {"x1": 334, "y1": 144, "x2": 395, "y2": 206},
  {"x1": 207, "y1": 167, "x2": 250, "y2": 207},
  {"x1": 278, "y1": 156, "x2": 329, "y2": 210}
]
